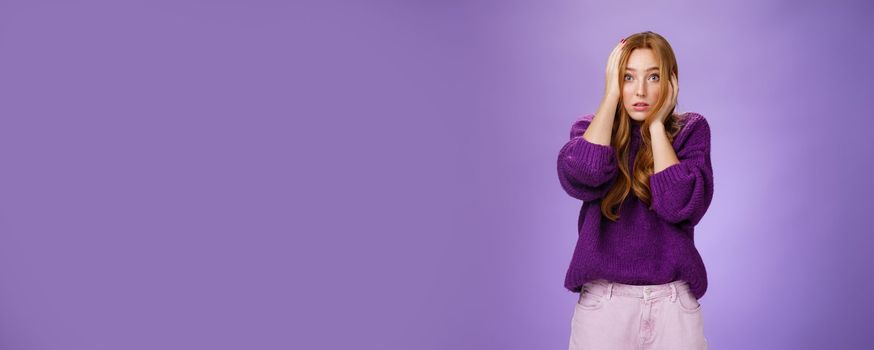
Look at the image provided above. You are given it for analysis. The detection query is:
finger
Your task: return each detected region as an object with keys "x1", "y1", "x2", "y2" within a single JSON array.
[
  {"x1": 611, "y1": 41, "x2": 624, "y2": 62},
  {"x1": 610, "y1": 43, "x2": 621, "y2": 63},
  {"x1": 609, "y1": 46, "x2": 617, "y2": 66},
  {"x1": 667, "y1": 82, "x2": 675, "y2": 106},
  {"x1": 607, "y1": 45, "x2": 620, "y2": 72},
  {"x1": 608, "y1": 45, "x2": 621, "y2": 74}
]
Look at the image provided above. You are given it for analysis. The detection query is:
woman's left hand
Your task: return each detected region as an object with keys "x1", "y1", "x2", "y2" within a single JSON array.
[{"x1": 654, "y1": 72, "x2": 678, "y2": 125}]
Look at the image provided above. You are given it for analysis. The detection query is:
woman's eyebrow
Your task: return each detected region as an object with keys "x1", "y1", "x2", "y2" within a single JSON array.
[{"x1": 625, "y1": 67, "x2": 659, "y2": 71}]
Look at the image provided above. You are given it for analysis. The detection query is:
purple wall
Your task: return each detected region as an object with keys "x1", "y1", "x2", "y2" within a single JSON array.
[{"x1": 0, "y1": 0, "x2": 871, "y2": 349}]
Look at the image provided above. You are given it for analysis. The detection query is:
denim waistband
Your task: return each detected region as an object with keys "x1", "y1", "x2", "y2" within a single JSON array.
[{"x1": 582, "y1": 278, "x2": 690, "y2": 302}]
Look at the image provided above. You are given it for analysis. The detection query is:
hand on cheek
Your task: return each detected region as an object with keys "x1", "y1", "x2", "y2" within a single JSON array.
[{"x1": 655, "y1": 72, "x2": 678, "y2": 125}]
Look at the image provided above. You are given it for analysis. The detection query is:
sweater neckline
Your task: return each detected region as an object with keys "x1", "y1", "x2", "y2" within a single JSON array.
[{"x1": 630, "y1": 122, "x2": 642, "y2": 138}]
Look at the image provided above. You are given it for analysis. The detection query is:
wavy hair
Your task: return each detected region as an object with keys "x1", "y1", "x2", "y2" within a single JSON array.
[{"x1": 601, "y1": 31, "x2": 687, "y2": 222}]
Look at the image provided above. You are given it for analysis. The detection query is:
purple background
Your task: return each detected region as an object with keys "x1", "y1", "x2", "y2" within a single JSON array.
[{"x1": 0, "y1": 0, "x2": 871, "y2": 349}]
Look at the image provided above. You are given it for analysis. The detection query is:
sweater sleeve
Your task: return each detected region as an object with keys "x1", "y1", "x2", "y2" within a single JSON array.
[
  {"x1": 557, "y1": 114, "x2": 618, "y2": 201},
  {"x1": 648, "y1": 114, "x2": 714, "y2": 226}
]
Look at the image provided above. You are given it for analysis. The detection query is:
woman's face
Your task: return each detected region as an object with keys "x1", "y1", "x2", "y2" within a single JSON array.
[{"x1": 622, "y1": 48, "x2": 661, "y2": 123}]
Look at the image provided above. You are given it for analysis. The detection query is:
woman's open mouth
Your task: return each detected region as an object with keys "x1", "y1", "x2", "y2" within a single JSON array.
[{"x1": 632, "y1": 102, "x2": 649, "y2": 111}]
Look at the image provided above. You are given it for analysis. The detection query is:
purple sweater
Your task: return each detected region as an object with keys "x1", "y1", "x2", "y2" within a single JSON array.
[{"x1": 557, "y1": 112, "x2": 714, "y2": 300}]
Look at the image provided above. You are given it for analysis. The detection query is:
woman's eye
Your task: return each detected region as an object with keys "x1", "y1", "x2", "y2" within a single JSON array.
[{"x1": 625, "y1": 74, "x2": 659, "y2": 81}]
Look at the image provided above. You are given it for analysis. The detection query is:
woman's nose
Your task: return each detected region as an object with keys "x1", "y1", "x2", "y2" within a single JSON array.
[{"x1": 635, "y1": 83, "x2": 646, "y2": 96}]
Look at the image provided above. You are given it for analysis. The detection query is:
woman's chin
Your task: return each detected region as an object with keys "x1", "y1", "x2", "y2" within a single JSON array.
[{"x1": 627, "y1": 113, "x2": 646, "y2": 122}]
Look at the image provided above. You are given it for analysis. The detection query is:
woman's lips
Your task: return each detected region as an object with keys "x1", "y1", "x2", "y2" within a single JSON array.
[{"x1": 632, "y1": 103, "x2": 649, "y2": 111}]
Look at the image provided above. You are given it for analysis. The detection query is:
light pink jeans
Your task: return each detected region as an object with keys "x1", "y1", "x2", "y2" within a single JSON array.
[{"x1": 568, "y1": 278, "x2": 708, "y2": 350}]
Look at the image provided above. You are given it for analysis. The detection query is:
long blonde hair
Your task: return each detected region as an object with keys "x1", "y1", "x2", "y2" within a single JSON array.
[{"x1": 601, "y1": 31, "x2": 686, "y2": 222}]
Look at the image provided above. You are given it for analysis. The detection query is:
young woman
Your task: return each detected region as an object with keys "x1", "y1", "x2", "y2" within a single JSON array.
[{"x1": 557, "y1": 31, "x2": 714, "y2": 349}]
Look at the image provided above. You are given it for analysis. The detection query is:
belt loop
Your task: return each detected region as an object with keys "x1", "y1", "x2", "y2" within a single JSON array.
[
  {"x1": 670, "y1": 283, "x2": 678, "y2": 302},
  {"x1": 607, "y1": 282, "x2": 614, "y2": 300}
]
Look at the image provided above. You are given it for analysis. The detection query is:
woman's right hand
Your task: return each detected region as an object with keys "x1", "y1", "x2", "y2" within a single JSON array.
[
  {"x1": 584, "y1": 38, "x2": 626, "y2": 147},
  {"x1": 604, "y1": 39, "x2": 626, "y2": 100}
]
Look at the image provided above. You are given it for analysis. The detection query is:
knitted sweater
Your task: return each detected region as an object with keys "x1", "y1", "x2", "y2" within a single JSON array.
[{"x1": 556, "y1": 112, "x2": 714, "y2": 300}]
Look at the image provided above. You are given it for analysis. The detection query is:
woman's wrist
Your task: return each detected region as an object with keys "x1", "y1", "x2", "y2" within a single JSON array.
[{"x1": 604, "y1": 91, "x2": 620, "y2": 103}]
